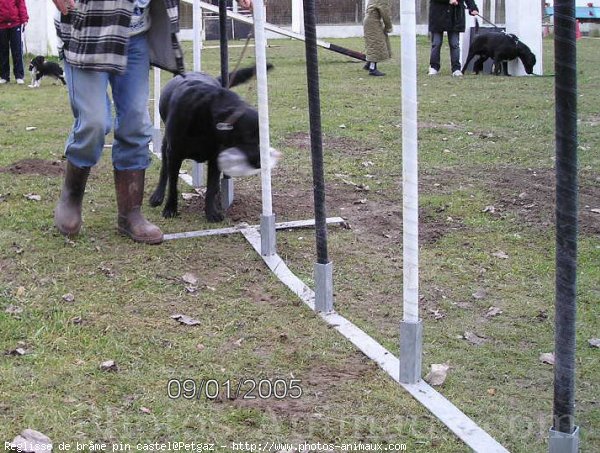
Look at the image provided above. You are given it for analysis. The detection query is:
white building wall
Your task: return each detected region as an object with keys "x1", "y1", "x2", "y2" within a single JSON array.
[
  {"x1": 23, "y1": 0, "x2": 59, "y2": 56},
  {"x1": 506, "y1": 0, "x2": 543, "y2": 75}
]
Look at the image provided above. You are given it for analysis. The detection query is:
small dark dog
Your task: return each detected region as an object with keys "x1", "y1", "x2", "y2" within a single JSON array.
[
  {"x1": 462, "y1": 32, "x2": 536, "y2": 76},
  {"x1": 149, "y1": 65, "x2": 280, "y2": 222},
  {"x1": 28, "y1": 56, "x2": 66, "y2": 88}
]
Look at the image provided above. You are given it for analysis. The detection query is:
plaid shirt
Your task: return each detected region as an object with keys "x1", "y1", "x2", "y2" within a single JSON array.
[{"x1": 55, "y1": 0, "x2": 184, "y2": 74}]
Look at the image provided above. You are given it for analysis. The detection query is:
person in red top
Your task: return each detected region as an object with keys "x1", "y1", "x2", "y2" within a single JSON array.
[{"x1": 0, "y1": 0, "x2": 28, "y2": 84}]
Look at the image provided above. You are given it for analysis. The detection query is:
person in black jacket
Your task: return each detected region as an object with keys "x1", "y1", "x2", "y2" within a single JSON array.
[{"x1": 428, "y1": 0, "x2": 479, "y2": 76}]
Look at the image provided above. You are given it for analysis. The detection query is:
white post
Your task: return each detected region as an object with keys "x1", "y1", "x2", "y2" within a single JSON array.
[
  {"x1": 153, "y1": 68, "x2": 162, "y2": 156},
  {"x1": 461, "y1": 12, "x2": 478, "y2": 68},
  {"x1": 192, "y1": 0, "x2": 204, "y2": 187},
  {"x1": 505, "y1": 0, "x2": 543, "y2": 75},
  {"x1": 253, "y1": 0, "x2": 276, "y2": 256},
  {"x1": 399, "y1": 0, "x2": 422, "y2": 384},
  {"x1": 193, "y1": 0, "x2": 203, "y2": 71},
  {"x1": 24, "y1": 0, "x2": 59, "y2": 56},
  {"x1": 291, "y1": 0, "x2": 305, "y2": 35}
]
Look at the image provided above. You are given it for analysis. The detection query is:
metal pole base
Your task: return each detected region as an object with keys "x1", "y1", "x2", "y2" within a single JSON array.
[
  {"x1": 221, "y1": 176, "x2": 234, "y2": 209},
  {"x1": 260, "y1": 214, "x2": 276, "y2": 256},
  {"x1": 192, "y1": 162, "x2": 203, "y2": 188},
  {"x1": 549, "y1": 426, "x2": 579, "y2": 453},
  {"x1": 314, "y1": 262, "x2": 334, "y2": 313},
  {"x1": 399, "y1": 319, "x2": 423, "y2": 384}
]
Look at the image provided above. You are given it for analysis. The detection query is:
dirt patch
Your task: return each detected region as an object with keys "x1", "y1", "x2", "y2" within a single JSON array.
[
  {"x1": 225, "y1": 394, "x2": 314, "y2": 418},
  {"x1": 181, "y1": 164, "x2": 598, "y2": 249},
  {"x1": 421, "y1": 166, "x2": 600, "y2": 236},
  {"x1": 219, "y1": 353, "x2": 374, "y2": 417},
  {"x1": 304, "y1": 354, "x2": 372, "y2": 388},
  {"x1": 418, "y1": 121, "x2": 464, "y2": 130},
  {"x1": 182, "y1": 176, "x2": 461, "y2": 247},
  {"x1": 0, "y1": 258, "x2": 17, "y2": 283},
  {"x1": 226, "y1": 184, "x2": 458, "y2": 246},
  {"x1": 243, "y1": 282, "x2": 294, "y2": 308},
  {"x1": 281, "y1": 132, "x2": 377, "y2": 156},
  {"x1": 582, "y1": 114, "x2": 600, "y2": 127},
  {"x1": 0, "y1": 159, "x2": 64, "y2": 176},
  {"x1": 496, "y1": 169, "x2": 600, "y2": 234}
]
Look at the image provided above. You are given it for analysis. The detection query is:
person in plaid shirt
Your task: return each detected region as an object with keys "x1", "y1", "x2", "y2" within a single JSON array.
[{"x1": 52, "y1": 0, "x2": 251, "y2": 244}]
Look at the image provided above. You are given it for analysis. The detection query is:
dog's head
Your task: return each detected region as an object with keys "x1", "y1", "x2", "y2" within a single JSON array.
[
  {"x1": 517, "y1": 43, "x2": 536, "y2": 74},
  {"x1": 29, "y1": 56, "x2": 45, "y2": 72},
  {"x1": 215, "y1": 107, "x2": 280, "y2": 178}
]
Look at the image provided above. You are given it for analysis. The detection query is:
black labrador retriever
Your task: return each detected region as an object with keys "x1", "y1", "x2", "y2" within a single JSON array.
[
  {"x1": 462, "y1": 32, "x2": 536, "y2": 76},
  {"x1": 149, "y1": 65, "x2": 279, "y2": 222}
]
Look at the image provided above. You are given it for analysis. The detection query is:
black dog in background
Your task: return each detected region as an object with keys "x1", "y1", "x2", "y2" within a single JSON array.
[
  {"x1": 462, "y1": 32, "x2": 536, "y2": 76},
  {"x1": 28, "y1": 56, "x2": 66, "y2": 88},
  {"x1": 149, "y1": 64, "x2": 280, "y2": 222}
]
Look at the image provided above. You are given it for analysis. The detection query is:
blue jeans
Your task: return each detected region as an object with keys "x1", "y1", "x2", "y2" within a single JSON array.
[
  {"x1": 429, "y1": 31, "x2": 461, "y2": 72},
  {"x1": 0, "y1": 26, "x2": 25, "y2": 81},
  {"x1": 64, "y1": 33, "x2": 152, "y2": 170}
]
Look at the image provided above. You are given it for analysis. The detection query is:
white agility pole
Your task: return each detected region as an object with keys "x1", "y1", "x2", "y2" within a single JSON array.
[
  {"x1": 253, "y1": 0, "x2": 276, "y2": 256},
  {"x1": 191, "y1": 0, "x2": 204, "y2": 188},
  {"x1": 398, "y1": 0, "x2": 422, "y2": 384},
  {"x1": 193, "y1": 0, "x2": 203, "y2": 74},
  {"x1": 152, "y1": 68, "x2": 161, "y2": 154}
]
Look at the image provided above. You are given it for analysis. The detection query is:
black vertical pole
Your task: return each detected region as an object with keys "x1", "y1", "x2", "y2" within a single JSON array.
[
  {"x1": 219, "y1": 0, "x2": 229, "y2": 86},
  {"x1": 219, "y1": 0, "x2": 233, "y2": 193},
  {"x1": 302, "y1": 0, "x2": 329, "y2": 265},
  {"x1": 553, "y1": 0, "x2": 578, "y2": 436}
]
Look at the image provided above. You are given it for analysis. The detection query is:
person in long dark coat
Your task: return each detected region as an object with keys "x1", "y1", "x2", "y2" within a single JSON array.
[
  {"x1": 363, "y1": 0, "x2": 393, "y2": 76},
  {"x1": 428, "y1": 0, "x2": 479, "y2": 76}
]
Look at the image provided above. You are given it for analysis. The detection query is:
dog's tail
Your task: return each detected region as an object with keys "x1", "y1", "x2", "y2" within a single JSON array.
[{"x1": 218, "y1": 63, "x2": 274, "y2": 88}]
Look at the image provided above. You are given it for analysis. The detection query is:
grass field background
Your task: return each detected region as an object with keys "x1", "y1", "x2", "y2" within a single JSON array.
[{"x1": 0, "y1": 36, "x2": 598, "y2": 452}]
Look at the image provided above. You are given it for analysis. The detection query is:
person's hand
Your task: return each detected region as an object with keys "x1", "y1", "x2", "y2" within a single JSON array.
[
  {"x1": 237, "y1": 0, "x2": 253, "y2": 9},
  {"x1": 470, "y1": 10, "x2": 479, "y2": 16},
  {"x1": 449, "y1": 0, "x2": 459, "y2": 5},
  {"x1": 52, "y1": 0, "x2": 76, "y2": 15}
]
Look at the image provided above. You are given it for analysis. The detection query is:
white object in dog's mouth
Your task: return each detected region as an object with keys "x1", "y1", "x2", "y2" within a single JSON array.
[{"x1": 218, "y1": 147, "x2": 281, "y2": 178}]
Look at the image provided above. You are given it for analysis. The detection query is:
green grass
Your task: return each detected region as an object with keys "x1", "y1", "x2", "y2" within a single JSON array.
[{"x1": 0, "y1": 36, "x2": 598, "y2": 452}]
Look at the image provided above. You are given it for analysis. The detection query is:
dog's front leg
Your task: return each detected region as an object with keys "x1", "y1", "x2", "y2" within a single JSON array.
[
  {"x1": 492, "y1": 59, "x2": 503, "y2": 75},
  {"x1": 162, "y1": 151, "x2": 183, "y2": 218},
  {"x1": 473, "y1": 56, "x2": 486, "y2": 75},
  {"x1": 149, "y1": 138, "x2": 170, "y2": 208},
  {"x1": 461, "y1": 52, "x2": 475, "y2": 74},
  {"x1": 205, "y1": 158, "x2": 224, "y2": 223}
]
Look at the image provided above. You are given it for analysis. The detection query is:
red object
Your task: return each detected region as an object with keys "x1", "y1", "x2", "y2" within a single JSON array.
[
  {"x1": 576, "y1": 20, "x2": 582, "y2": 40},
  {"x1": 0, "y1": 0, "x2": 29, "y2": 30}
]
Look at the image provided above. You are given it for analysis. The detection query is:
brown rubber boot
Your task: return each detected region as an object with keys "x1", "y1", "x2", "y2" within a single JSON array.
[
  {"x1": 114, "y1": 169, "x2": 163, "y2": 244},
  {"x1": 54, "y1": 161, "x2": 91, "y2": 236}
]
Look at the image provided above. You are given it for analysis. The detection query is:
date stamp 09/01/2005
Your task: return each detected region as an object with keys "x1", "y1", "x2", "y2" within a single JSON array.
[{"x1": 167, "y1": 378, "x2": 303, "y2": 401}]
